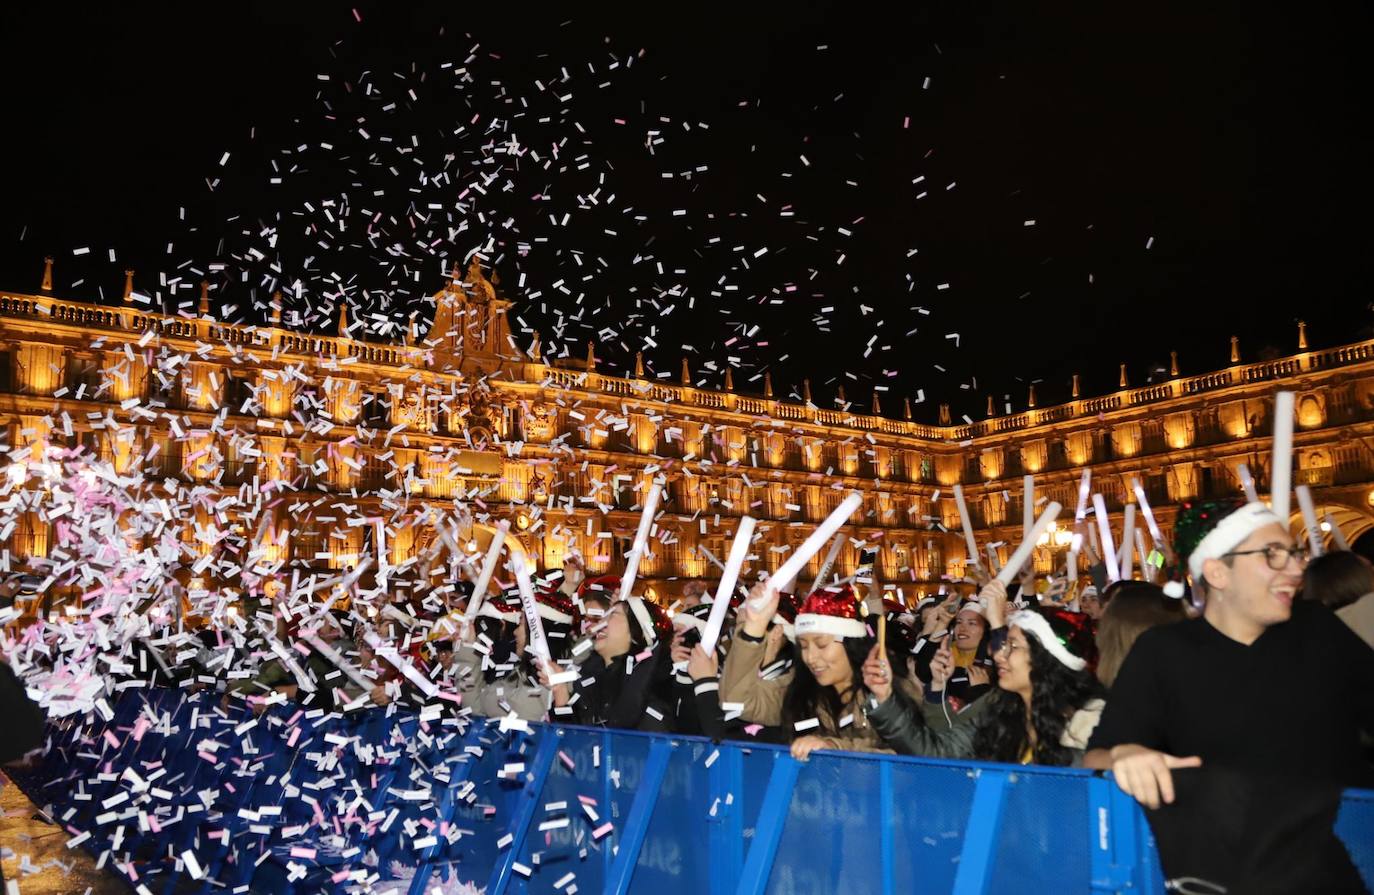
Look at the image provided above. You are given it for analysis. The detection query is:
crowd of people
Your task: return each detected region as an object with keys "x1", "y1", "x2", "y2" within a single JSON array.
[
  {"x1": 5, "y1": 495, "x2": 1373, "y2": 891},
  {"x1": 66, "y1": 498, "x2": 1369, "y2": 791}
]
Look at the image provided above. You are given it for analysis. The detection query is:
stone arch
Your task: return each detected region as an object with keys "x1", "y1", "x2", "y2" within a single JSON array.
[{"x1": 1287, "y1": 501, "x2": 1374, "y2": 553}]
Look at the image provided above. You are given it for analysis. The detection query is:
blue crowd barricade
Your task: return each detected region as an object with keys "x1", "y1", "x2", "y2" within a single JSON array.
[{"x1": 9, "y1": 686, "x2": 1374, "y2": 895}]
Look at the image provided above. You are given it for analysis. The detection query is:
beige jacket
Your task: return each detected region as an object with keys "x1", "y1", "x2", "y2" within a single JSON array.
[
  {"x1": 720, "y1": 636, "x2": 920, "y2": 753},
  {"x1": 1337, "y1": 593, "x2": 1374, "y2": 650},
  {"x1": 454, "y1": 644, "x2": 549, "y2": 722}
]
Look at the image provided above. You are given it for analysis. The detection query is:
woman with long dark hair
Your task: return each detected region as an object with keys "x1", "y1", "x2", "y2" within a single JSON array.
[
  {"x1": 862, "y1": 581, "x2": 1106, "y2": 766},
  {"x1": 720, "y1": 582, "x2": 918, "y2": 761}
]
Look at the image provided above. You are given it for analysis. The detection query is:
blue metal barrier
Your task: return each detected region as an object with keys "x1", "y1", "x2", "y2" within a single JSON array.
[{"x1": 11, "y1": 689, "x2": 1374, "y2": 895}]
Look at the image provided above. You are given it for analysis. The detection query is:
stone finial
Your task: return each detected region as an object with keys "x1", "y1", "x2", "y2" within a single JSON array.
[
  {"x1": 986, "y1": 395, "x2": 997, "y2": 418},
  {"x1": 585, "y1": 341, "x2": 596, "y2": 372},
  {"x1": 680, "y1": 357, "x2": 691, "y2": 386},
  {"x1": 1230, "y1": 335, "x2": 1240, "y2": 364},
  {"x1": 803, "y1": 378, "x2": 813, "y2": 405},
  {"x1": 1071, "y1": 373, "x2": 1081, "y2": 398},
  {"x1": 123, "y1": 269, "x2": 135, "y2": 303},
  {"x1": 724, "y1": 367, "x2": 735, "y2": 392},
  {"x1": 40, "y1": 257, "x2": 53, "y2": 292},
  {"x1": 1298, "y1": 320, "x2": 1308, "y2": 351},
  {"x1": 270, "y1": 290, "x2": 282, "y2": 325},
  {"x1": 634, "y1": 351, "x2": 645, "y2": 378},
  {"x1": 836, "y1": 384, "x2": 847, "y2": 406},
  {"x1": 1119, "y1": 364, "x2": 1129, "y2": 389},
  {"x1": 529, "y1": 331, "x2": 542, "y2": 361},
  {"x1": 200, "y1": 281, "x2": 212, "y2": 317},
  {"x1": 1170, "y1": 350, "x2": 1179, "y2": 377},
  {"x1": 903, "y1": 396, "x2": 913, "y2": 420},
  {"x1": 871, "y1": 389, "x2": 882, "y2": 416},
  {"x1": 338, "y1": 301, "x2": 350, "y2": 338},
  {"x1": 764, "y1": 371, "x2": 774, "y2": 398},
  {"x1": 938, "y1": 403, "x2": 952, "y2": 426},
  {"x1": 1028, "y1": 384, "x2": 1037, "y2": 408}
]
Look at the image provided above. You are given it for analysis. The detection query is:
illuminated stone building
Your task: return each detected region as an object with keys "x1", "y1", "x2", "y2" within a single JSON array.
[{"x1": 2, "y1": 257, "x2": 1371, "y2": 604}]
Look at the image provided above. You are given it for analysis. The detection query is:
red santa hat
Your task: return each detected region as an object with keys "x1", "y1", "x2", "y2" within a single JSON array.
[
  {"x1": 478, "y1": 593, "x2": 521, "y2": 624},
  {"x1": 534, "y1": 584, "x2": 578, "y2": 626},
  {"x1": 793, "y1": 585, "x2": 868, "y2": 640}
]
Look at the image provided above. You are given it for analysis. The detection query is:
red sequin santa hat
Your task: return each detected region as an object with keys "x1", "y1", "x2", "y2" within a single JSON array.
[
  {"x1": 478, "y1": 592, "x2": 521, "y2": 624},
  {"x1": 534, "y1": 583, "x2": 578, "y2": 627},
  {"x1": 794, "y1": 584, "x2": 868, "y2": 640},
  {"x1": 578, "y1": 574, "x2": 623, "y2": 600}
]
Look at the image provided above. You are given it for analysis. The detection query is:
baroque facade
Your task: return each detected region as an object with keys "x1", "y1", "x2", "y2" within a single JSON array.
[{"x1": 2, "y1": 258, "x2": 1372, "y2": 605}]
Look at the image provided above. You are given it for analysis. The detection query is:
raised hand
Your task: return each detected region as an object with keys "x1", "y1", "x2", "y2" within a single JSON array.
[
  {"x1": 978, "y1": 579, "x2": 1009, "y2": 628},
  {"x1": 861, "y1": 643, "x2": 892, "y2": 703},
  {"x1": 929, "y1": 640, "x2": 955, "y2": 692},
  {"x1": 687, "y1": 644, "x2": 718, "y2": 681},
  {"x1": 740, "y1": 580, "x2": 780, "y2": 638}
]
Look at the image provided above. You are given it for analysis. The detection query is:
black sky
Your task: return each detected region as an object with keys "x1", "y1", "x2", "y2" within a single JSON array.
[{"x1": 1, "y1": 1, "x2": 1370, "y2": 423}]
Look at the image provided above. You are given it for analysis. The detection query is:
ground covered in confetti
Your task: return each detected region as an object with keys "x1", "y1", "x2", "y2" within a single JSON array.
[{"x1": 0, "y1": 774, "x2": 123, "y2": 895}]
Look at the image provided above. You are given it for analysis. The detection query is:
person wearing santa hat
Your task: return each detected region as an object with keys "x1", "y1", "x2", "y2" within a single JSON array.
[
  {"x1": 1083, "y1": 498, "x2": 1374, "y2": 894},
  {"x1": 720, "y1": 580, "x2": 918, "y2": 761},
  {"x1": 1084, "y1": 499, "x2": 1374, "y2": 801},
  {"x1": 452, "y1": 585, "x2": 579, "y2": 721},
  {"x1": 862, "y1": 580, "x2": 1106, "y2": 765},
  {"x1": 547, "y1": 595, "x2": 674, "y2": 731}
]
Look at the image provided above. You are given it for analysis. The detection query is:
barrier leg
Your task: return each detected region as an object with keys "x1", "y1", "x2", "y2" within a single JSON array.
[
  {"x1": 605, "y1": 739, "x2": 672, "y2": 894},
  {"x1": 734, "y1": 753, "x2": 801, "y2": 895},
  {"x1": 951, "y1": 768, "x2": 1010, "y2": 895},
  {"x1": 486, "y1": 731, "x2": 560, "y2": 895},
  {"x1": 879, "y1": 761, "x2": 895, "y2": 895},
  {"x1": 405, "y1": 721, "x2": 489, "y2": 895},
  {"x1": 708, "y1": 746, "x2": 744, "y2": 895},
  {"x1": 1088, "y1": 774, "x2": 1144, "y2": 893},
  {"x1": 601, "y1": 730, "x2": 616, "y2": 879}
]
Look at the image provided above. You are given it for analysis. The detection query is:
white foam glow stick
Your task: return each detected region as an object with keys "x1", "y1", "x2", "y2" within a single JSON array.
[
  {"x1": 304, "y1": 633, "x2": 372, "y2": 691},
  {"x1": 1130, "y1": 478, "x2": 1164, "y2": 543},
  {"x1": 374, "y1": 519, "x2": 389, "y2": 587},
  {"x1": 806, "y1": 532, "x2": 847, "y2": 596},
  {"x1": 1134, "y1": 528, "x2": 1154, "y2": 583},
  {"x1": 696, "y1": 544, "x2": 727, "y2": 574},
  {"x1": 1074, "y1": 469, "x2": 1092, "y2": 523},
  {"x1": 1023, "y1": 475, "x2": 1034, "y2": 539},
  {"x1": 511, "y1": 556, "x2": 551, "y2": 662},
  {"x1": 382, "y1": 604, "x2": 417, "y2": 629},
  {"x1": 764, "y1": 492, "x2": 863, "y2": 606},
  {"x1": 618, "y1": 481, "x2": 663, "y2": 601},
  {"x1": 1237, "y1": 463, "x2": 1260, "y2": 504},
  {"x1": 464, "y1": 520, "x2": 510, "y2": 624},
  {"x1": 365, "y1": 632, "x2": 439, "y2": 698},
  {"x1": 996, "y1": 502, "x2": 1062, "y2": 586},
  {"x1": 952, "y1": 484, "x2": 979, "y2": 564},
  {"x1": 1270, "y1": 391, "x2": 1295, "y2": 520},
  {"x1": 1092, "y1": 495, "x2": 1121, "y2": 582},
  {"x1": 1119, "y1": 505, "x2": 1137, "y2": 580},
  {"x1": 1326, "y1": 512, "x2": 1351, "y2": 551},
  {"x1": 1295, "y1": 485, "x2": 1323, "y2": 558},
  {"x1": 700, "y1": 516, "x2": 755, "y2": 656}
]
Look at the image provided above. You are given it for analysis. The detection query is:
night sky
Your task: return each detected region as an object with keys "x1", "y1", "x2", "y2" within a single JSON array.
[{"x1": 1, "y1": 1, "x2": 1370, "y2": 423}]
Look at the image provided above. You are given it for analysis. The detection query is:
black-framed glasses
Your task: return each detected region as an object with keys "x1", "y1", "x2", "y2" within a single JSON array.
[{"x1": 1222, "y1": 544, "x2": 1310, "y2": 570}]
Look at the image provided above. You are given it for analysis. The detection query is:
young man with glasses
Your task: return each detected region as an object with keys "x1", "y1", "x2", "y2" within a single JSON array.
[{"x1": 1084, "y1": 500, "x2": 1374, "y2": 891}]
